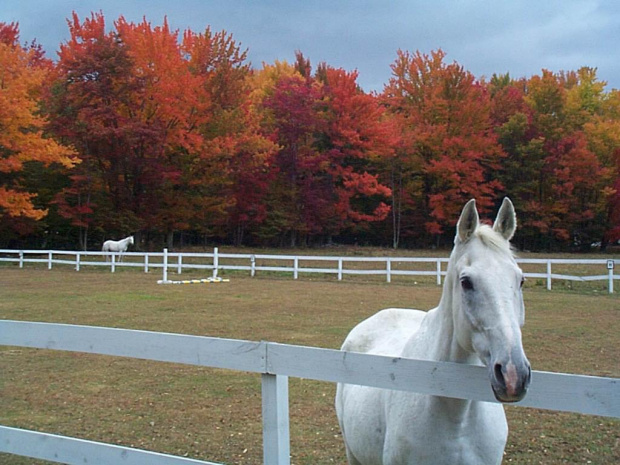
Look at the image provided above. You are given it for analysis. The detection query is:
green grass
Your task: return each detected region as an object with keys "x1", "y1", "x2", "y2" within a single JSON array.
[{"x1": 0, "y1": 266, "x2": 618, "y2": 464}]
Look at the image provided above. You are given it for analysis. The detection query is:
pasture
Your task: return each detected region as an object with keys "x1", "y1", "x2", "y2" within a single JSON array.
[{"x1": 0, "y1": 266, "x2": 618, "y2": 464}]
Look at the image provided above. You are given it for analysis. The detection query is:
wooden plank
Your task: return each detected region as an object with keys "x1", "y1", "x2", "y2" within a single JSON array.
[
  {"x1": 220, "y1": 265, "x2": 252, "y2": 271},
  {"x1": 255, "y1": 266, "x2": 298, "y2": 273},
  {"x1": 524, "y1": 371, "x2": 620, "y2": 417},
  {"x1": 218, "y1": 253, "x2": 255, "y2": 259},
  {"x1": 0, "y1": 321, "x2": 266, "y2": 373},
  {"x1": 524, "y1": 273, "x2": 550, "y2": 279},
  {"x1": 173, "y1": 252, "x2": 215, "y2": 258},
  {"x1": 330, "y1": 269, "x2": 386, "y2": 275},
  {"x1": 1, "y1": 322, "x2": 618, "y2": 418},
  {"x1": 251, "y1": 254, "x2": 299, "y2": 260},
  {"x1": 392, "y1": 257, "x2": 450, "y2": 263},
  {"x1": 265, "y1": 343, "x2": 620, "y2": 418},
  {"x1": 340, "y1": 257, "x2": 390, "y2": 262},
  {"x1": 293, "y1": 268, "x2": 337, "y2": 274},
  {"x1": 390, "y1": 270, "x2": 438, "y2": 276},
  {"x1": 517, "y1": 258, "x2": 606, "y2": 265},
  {"x1": 266, "y1": 343, "x2": 498, "y2": 402},
  {"x1": 0, "y1": 426, "x2": 218, "y2": 465}
]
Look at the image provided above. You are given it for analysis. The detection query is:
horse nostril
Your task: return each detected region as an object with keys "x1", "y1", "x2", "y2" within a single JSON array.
[{"x1": 494, "y1": 363, "x2": 505, "y2": 387}]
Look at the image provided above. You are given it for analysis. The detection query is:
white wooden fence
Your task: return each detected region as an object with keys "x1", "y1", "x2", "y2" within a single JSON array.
[
  {"x1": 0, "y1": 248, "x2": 618, "y2": 293},
  {"x1": 1, "y1": 320, "x2": 618, "y2": 465}
]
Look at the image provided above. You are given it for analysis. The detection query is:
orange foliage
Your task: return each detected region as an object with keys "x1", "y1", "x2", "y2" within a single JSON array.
[{"x1": 0, "y1": 26, "x2": 78, "y2": 221}]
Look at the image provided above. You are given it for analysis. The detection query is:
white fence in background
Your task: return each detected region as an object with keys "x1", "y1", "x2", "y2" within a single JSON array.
[
  {"x1": 0, "y1": 248, "x2": 618, "y2": 293},
  {"x1": 1, "y1": 320, "x2": 618, "y2": 465}
]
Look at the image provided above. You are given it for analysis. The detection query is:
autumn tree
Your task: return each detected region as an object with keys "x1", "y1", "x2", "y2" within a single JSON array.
[
  {"x1": 8, "y1": 13, "x2": 619, "y2": 251},
  {"x1": 384, "y1": 50, "x2": 504, "y2": 245},
  {"x1": 374, "y1": 110, "x2": 428, "y2": 248},
  {"x1": 259, "y1": 55, "x2": 393, "y2": 246},
  {"x1": 580, "y1": 83, "x2": 620, "y2": 249},
  {"x1": 183, "y1": 27, "x2": 277, "y2": 246},
  {"x1": 116, "y1": 16, "x2": 212, "y2": 248},
  {"x1": 48, "y1": 13, "x2": 148, "y2": 246},
  {"x1": 0, "y1": 22, "x2": 78, "y2": 240},
  {"x1": 491, "y1": 68, "x2": 613, "y2": 249},
  {"x1": 318, "y1": 65, "x2": 394, "y2": 238},
  {"x1": 48, "y1": 13, "x2": 255, "y2": 248},
  {"x1": 261, "y1": 70, "x2": 324, "y2": 245},
  {"x1": 488, "y1": 74, "x2": 548, "y2": 248}
]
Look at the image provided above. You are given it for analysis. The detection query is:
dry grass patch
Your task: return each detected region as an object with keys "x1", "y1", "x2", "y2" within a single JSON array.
[{"x1": 0, "y1": 266, "x2": 618, "y2": 464}]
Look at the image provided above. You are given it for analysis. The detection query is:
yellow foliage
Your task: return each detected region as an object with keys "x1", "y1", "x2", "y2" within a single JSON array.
[
  {"x1": 0, "y1": 42, "x2": 78, "y2": 220},
  {"x1": 247, "y1": 60, "x2": 301, "y2": 104}
]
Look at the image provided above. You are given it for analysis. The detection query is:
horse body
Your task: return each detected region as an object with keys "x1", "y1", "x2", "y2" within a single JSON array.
[
  {"x1": 102, "y1": 235, "x2": 134, "y2": 262},
  {"x1": 336, "y1": 199, "x2": 531, "y2": 465}
]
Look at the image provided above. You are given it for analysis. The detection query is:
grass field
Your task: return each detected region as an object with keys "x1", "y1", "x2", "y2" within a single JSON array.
[{"x1": 0, "y1": 265, "x2": 618, "y2": 464}]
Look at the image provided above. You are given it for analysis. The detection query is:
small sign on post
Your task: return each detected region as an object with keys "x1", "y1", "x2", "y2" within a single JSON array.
[{"x1": 607, "y1": 260, "x2": 615, "y2": 270}]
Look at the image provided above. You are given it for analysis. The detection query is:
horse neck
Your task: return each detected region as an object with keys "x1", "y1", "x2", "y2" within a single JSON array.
[{"x1": 404, "y1": 247, "x2": 477, "y2": 365}]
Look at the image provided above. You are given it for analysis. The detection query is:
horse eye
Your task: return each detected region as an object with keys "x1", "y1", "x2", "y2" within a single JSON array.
[{"x1": 461, "y1": 277, "x2": 474, "y2": 291}]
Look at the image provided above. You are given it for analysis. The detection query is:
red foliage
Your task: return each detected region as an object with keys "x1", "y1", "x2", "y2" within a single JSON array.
[{"x1": 4, "y1": 13, "x2": 619, "y2": 250}]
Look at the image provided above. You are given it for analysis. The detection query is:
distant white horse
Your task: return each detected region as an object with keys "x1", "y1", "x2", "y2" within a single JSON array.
[
  {"x1": 336, "y1": 198, "x2": 531, "y2": 465},
  {"x1": 102, "y1": 235, "x2": 134, "y2": 262}
]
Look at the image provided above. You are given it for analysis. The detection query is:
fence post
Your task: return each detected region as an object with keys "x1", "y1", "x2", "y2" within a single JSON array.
[
  {"x1": 76, "y1": 253, "x2": 80, "y2": 272},
  {"x1": 19, "y1": 251, "x2": 23, "y2": 268},
  {"x1": 177, "y1": 254, "x2": 182, "y2": 275},
  {"x1": 111, "y1": 253, "x2": 116, "y2": 273},
  {"x1": 144, "y1": 254, "x2": 149, "y2": 273},
  {"x1": 261, "y1": 373, "x2": 290, "y2": 465},
  {"x1": 251, "y1": 255, "x2": 256, "y2": 277},
  {"x1": 338, "y1": 258, "x2": 343, "y2": 281},
  {"x1": 212, "y1": 247, "x2": 219, "y2": 278},
  {"x1": 608, "y1": 260, "x2": 615, "y2": 294},
  {"x1": 48, "y1": 251, "x2": 53, "y2": 270},
  {"x1": 386, "y1": 258, "x2": 391, "y2": 283},
  {"x1": 163, "y1": 249, "x2": 168, "y2": 283},
  {"x1": 436, "y1": 260, "x2": 442, "y2": 286},
  {"x1": 547, "y1": 260, "x2": 552, "y2": 291},
  {"x1": 293, "y1": 257, "x2": 298, "y2": 280}
]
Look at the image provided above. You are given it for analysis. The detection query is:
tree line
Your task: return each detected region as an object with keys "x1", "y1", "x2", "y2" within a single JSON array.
[{"x1": 1, "y1": 13, "x2": 619, "y2": 251}]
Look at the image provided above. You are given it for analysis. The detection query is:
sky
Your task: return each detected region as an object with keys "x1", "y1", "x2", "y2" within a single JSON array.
[{"x1": 2, "y1": 0, "x2": 620, "y2": 92}]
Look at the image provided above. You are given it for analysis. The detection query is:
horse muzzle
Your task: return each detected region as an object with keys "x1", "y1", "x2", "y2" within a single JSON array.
[{"x1": 490, "y1": 356, "x2": 531, "y2": 403}]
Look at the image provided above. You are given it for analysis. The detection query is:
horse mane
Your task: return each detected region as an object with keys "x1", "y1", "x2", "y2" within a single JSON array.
[{"x1": 475, "y1": 224, "x2": 516, "y2": 257}]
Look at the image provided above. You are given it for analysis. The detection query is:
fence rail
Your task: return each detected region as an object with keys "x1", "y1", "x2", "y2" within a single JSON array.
[
  {"x1": 0, "y1": 248, "x2": 618, "y2": 292},
  {"x1": 1, "y1": 320, "x2": 618, "y2": 465}
]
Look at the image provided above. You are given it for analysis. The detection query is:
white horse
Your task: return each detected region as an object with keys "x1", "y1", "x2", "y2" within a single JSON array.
[
  {"x1": 336, "y1": 198, "x2": 531, "y2": 465},
  {"x1": 102, "y1": 235, "x2": 134, "y2": 262}
]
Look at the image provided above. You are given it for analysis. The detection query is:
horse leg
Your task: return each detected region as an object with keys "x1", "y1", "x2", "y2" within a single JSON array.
[
  {"x1": 344, "y1": 445, "x2": 363, "y2": 465},
  {"x1": 339, "y1": 422, "x2": 364, "y2": 465}
]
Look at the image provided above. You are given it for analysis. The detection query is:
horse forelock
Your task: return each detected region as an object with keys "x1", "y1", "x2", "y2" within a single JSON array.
[
  {"x1": 475, "y1": 224, "x2": 515, "y2": 257},
  {"x1": 452, "y1": 224, "x2": 515, "y2": 264}
]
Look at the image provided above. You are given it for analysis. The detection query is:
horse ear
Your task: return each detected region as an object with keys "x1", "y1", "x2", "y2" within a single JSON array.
[
  {"x1": 456, "y1": 199, "x2": 479, "y2": 243},
  {"x1": 493, "y1": 197, "x2": 517, "y2": 241}
]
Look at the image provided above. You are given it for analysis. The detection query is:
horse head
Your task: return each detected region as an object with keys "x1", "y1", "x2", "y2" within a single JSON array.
[{"x1": 450, "y1": 198, "x2": 531, "y2": 402}]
